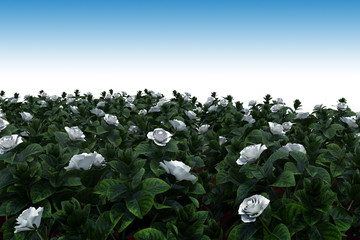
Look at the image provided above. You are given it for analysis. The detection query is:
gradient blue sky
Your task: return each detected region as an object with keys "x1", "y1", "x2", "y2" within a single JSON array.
[{"x1": 1, "y1": 0, "x2": 359, "y2": 110}]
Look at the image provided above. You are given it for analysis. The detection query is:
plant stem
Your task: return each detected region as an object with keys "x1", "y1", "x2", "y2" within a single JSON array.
[
  {"x1": 35, "y1": 229, "x2": 47, "y2": 240},
  {"x1": 259, "y1": 217, "x2": 271, "y2": 235},
  {"x1": 347, "y1": 200, "x2": 354, "y2": 211}
]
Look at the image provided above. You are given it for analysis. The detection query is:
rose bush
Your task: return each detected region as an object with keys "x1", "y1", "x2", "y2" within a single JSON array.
[{"x1": 0, "y1": 90, "x2": 359, "y2": 240}]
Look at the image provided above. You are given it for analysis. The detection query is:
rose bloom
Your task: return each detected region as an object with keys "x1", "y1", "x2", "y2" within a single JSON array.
[
  {"x1": 185, "y1": 110, "x2": 198, "y2": 120},
  {"x1": 219, "y1": 99, "x2": 229, "y2": 107},
  {"x1": 147, "y1": 128, "x2": 172, "y2": 146},
  {"x1": 248, "y1": 100, "x2": 257, "y2": 107},
  {"x1": 65, "y1": 126, "x2": 86, "y2": 141},
  {"x1": 207, "y1": 105, "x2": 218, "y2": 113},
  {"x1": 0, "y1": 117, "x2": 9, "y2": 132},
  {"x1": 64, "y1": 152, "x2": 105, "y2": 171},
  {"x1": 20, "y1": 112, "x2": 33, "y2": 121},
  {"x1": 0, "y1": 134, "x2": 23, "y2": 154},
  {"x1": 219, "y1": 136, "x2": 227, "y2": 146},
  {"x1": 104, "y1": 114, "x2": 119, "y2": 126},
  {"x1": 91, "y1": 108, "x2": 105, "y2": 117},
  {"x1": 337, "y1": 102, "x2": 347, "y2": 111},
  {"x1": 198, "y1": 124, "x2": 210, "y2": 134},
  {"x1": 236, "y1": 144, "x2": 267, "y2": 165},
  {"x1": 238, "y1": 195, "x2": 270, "y2": 223},
  {"x1": 14, "y1": 206, "x2": 44, "y2": 233},
  {"x1": 279, "y1": 143, "x2": 307, "y2": 154},
  {"x1": 295, "y1": 112, "x2": 309, "y2": 119},
  {"x1": 128, "y1": 125, "x2": 139, "y2": 134},
  {"x1": 268, "y1": 122, "x2": 286, "y2": 135},
  {"x1": 204, "y1": 97, "x2": 215, "y2": 106},
  {"x1": 242, "y1": 115, "x2": 256, "y2": 124},
  {"x1": 282, "y1": 121, "x2": 294, "y2": 132},
  {"x1": 138, "y1": 109, "x2": 147, "y2": 115},
  {"x1": 270, "y1": 104, "x2": 284, "y2": 112},
  {"x1": 160, "y1": 160, "x2": 197, "y2": 181},
  {"x1": 313, "y1": 104, "x2": 323, "y2": 111},
  {"x1": 340, "y1": 116, "x2": 358, "y2": 128},
  {"x1": 169, "y1": 119, "x2": 186, "y2": 131}
]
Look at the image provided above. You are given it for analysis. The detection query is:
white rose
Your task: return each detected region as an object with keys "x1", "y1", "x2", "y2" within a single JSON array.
[
  {"x1": 160, "y1": 160, "x2": 196, "y2": 181},
  {"x1": 70, "y1": 106, "x2": 79, "y2": 114},
  {"x1": 127, "y1": 96, "x2": 135, "y2": 103},
  {"x1": 67, "y1": 93, "x2": 74, "y2": 98},
  {"x1": 241, "y1": 108, "x2": 250, "y2": 115},
  {"x1": 66, "y1": 97, "x2": 75, "y2": 105},
  {"x1": 207, "y1": 105, "x2": 218, "y2": 113},
  {"x1": 340, "y1": 116, "x2": 358, "y2": 128},
  {"x1": 279, "y1": 143, "x2": 306, "y2": 154},
  {"x1": 219, "y1": 99, "x2": 229, "y2": 107},
  {"x1": 105, "y1": 93, "x2": 112, "y2": 99},
  {"x1": 14, "y1": 206, "x2": 43, "y2": 233},
  {"x1": 242, "y1": 115, "x2": 256, "y2": 124},
  {"x1": 121, "y1": 91, "x2": 128, "y2": 96},
  {"x1": 313, "y1": 104, "x2": 323, "y2": 111},
  {"x1": 91, "y1": 108, "x2": 105, "y2": 117},
  {"x1": 50, "y1": 95, "x2": 58, "y2": 101},
  {"x1": 0, "y1": 134, "x2": 23, "y2": 154},
  {"x1": 148, "y1": 106, "x2": 161, "y2": 113},
  {"x1": 65, "y1": 126, "x2": 86, "y2": 141},
  {"x1": 219, "y1": 136, "x2": 227, "y2": 146},
  {"x1": 337, "y1": 102, "x2": 347, "y2": 111},
  {"x1": 198, "y1": 124, "x2": 210, "y2": 134},
  {"x1": 64, "y1": 152, "x2": 104, "y2": 171},
  {"x1": 38, "y1": 100, "x2": 47, "y2": 108},
  {"x1": 356, "y1": 112, "x2": 360, "y2": 120},
  {"x1": 156, "y1": 98, "x2": 169, "y2": 107},
  {"x1": 236, "y1": 144, "x2": 267, "y2": 165},
  {"x1": 20, "y1": 131, "x2": 30, "y2": 137},
  {"x1": 185, "y1": 110, "x2": 198, "y2": 120},
  {"x1": 268, "y1": 122, "x2": 286, "y2": 135},
  {"x1": 113, "y1": 93, "x2": 121, "y2": 98},
  {"x1": 248, "y1": 100, "x2": 257, "y2": 107},
  {"x1": 238, "y1": 195, "x2": 270, "y2": 223},
  {"x1": 295, "y1": 112, "x2": 309, "y2": 119},
  {"x1": 147, "y1": 128, "x2": 172, "y2": 146},
  {"x1": 104, "y1": 114, "x2": 119, "y2": 126},
  {"x1": 129, "y1": 125, "x2": 139, "y2": 134},
  {"x1": 282, "y1": 122, "x2": 294, "y2": 131},
  {"x1": 125, "y1": 103, "x2": 136, "y2": 110},
  {"x1": 276, "y1": 98, "x2": 284, "y2": 104},
  {"x1": 204, "y1": 97, "x2": 215, "y2": 106},
  {"x1": 270, "y1": 104, "x2": 284, "y2": 112},
  {"x1": 20, "y1": 112, "x2": 33, "y2": 121},
  {"x1": 170, "y1": 119, "x2": 186, "y2": 131},
  {"x1": 10, "y1": 98, "x2": 18, "y2": 104},
  {"x1": 97, "y1": 101, "x2": 105, "y2": 108},
  {"x1": 0, "y1": 118, "x2": 9, "y2": 132},
  {"x1": 138, "y1": 109, "x2": 147, "y2": 115}
]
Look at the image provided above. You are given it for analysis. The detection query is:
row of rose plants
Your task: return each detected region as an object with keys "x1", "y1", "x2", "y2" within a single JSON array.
[{"x1": 0, "y1": 89, "x2": 359, "y2": 239}]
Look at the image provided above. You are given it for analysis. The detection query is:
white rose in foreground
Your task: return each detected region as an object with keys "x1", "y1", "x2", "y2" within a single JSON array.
[
  {"x1": 91, "y1": 108, "x2": 105, "y2": 117},
  {"x1": 236, "y1": 144, "x2": 267, "y2": 165},
  {"x1": 248, "y1": 100, "x2": 257, "y2": 107},
  {"x1": 20, "y1": 112, "x2": 33, "y2": 121},
  {"x1": 104, "y1": 114, "x2": 119, "y2": 126},
  {"x1": 207, "y1": 105, "x2": 218, "y2": 113},
  {"x1": 238, "y1": 195, "x2": 270, "y2": 223},
  {"x1": 341, "y1": 116, "x2": 358, "y2": 128},
  {"x1": 242, "y1": 115, "x2": 256, "y2": 124},
  {"x1": 14, "y1": 206, "x2": 43, "y2": 233},
  {"x1": 0, "y1": 118, "x2": 9, "y2": 132},
  {"x1": 219, "y1": 136, "x2": 227, "y2": 146},
  {"x1": 128, "y1": 125, "x2": 139, "y2": 134},
  {"x1": 0, "y1": 135, "x2": 23, "y2": 154},
  {"x1": 204, "y1": 97, "x2": 215, "y2": 106},
  {"x1": 70, "y1": 106, "x2": 79, "y2": 114},
  {"x1": 270, "y1": 104, "x2": 284, "y2": 112},
  {"x1": 160, "y1": 160, "x2": 197, "y2": 181},
  {"x1": 279, "y1": 143, "x2": 306, "y2": 154},
  {"x1": 185, "y1": 110, "x2": 198, "y2": 120},
  {"x1": 282, "y1": 121, "x2": 294, "y2": 132},
  {"x1": 170, "y1": 119, "x2": 186, "y2": 131},
  {"x1": 65, "y1": 126, "x2": 86, "y2": 141},
  {"x1": 138, "y1": 109, "x2": 147, "y2": 115},
  {"x1": 64, "y1": 152, "x2": 105, "y2": 171},
  {"x1": 269, "y1": 122, "x2": 286, "y2": 135},
  {"x1": 147, "y1": 128, "x2": 172, "y2": 146},
  {"x1": 219, "y1": 99, "x2": 229, "y2": 107},
  {"x1": 337, "y1": 102, "x2": 347, "y2": 111},
  {"x1": 198, "y1": 124, "x2": 210, "y2": 134},
  {"x1": 295, "y1": 112, "x2": 309, "y2": 119}
]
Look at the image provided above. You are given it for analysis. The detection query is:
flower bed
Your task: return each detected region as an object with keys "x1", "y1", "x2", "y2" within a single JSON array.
[{"x1": 0, "y1": 89, "x2": 359, "y2": 239}]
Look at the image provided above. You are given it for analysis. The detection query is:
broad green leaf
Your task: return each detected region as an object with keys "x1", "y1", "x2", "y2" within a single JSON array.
[
  {"x1": 54, "y1": 131, "x2": 69, "y2": 147},
  {"x1": 330, "y1": 162, "x2": 344, "y2": 178},
  {"x1": 262, "y1": 150, "x2": 288, "y2": 177},
  {"x1": 134, "y1": 228, "x2": 166, "y2": 240},
  {"x1": 125, "y1": 191, "x2": 154, "y2": 219},
  {"x1": 329, "y1": 206, "x2": 353, "y2": 231},
  {"x1": 265, "y1": 223, "x2": 290, "y2": 240},
  {"x1": 189, "y1": 182, "x2": 205, "y2": 194},
  {"x1": 306, "y1": 165, "x2": 331, "y2": 184},
  {"x1": 30, "y1": 181, "x2": 56, "y2": 203},
  {"x1": 327, "y1": 143, "x2": 344, "y2": 160},
  {"x1": 142, "y1": 178, "x2": 171, "y2": 195},
  {"x1": 17, "y1": 143, "x2": 43, "y2": 162},
  {"x1": 290, "y1": 151, "x2": 308, "y2": 173},
  {"x1": 228, "y1": 223, "x2": 257, "y2": 240},
  {"x1": 94, "y1": 179, "x2": 128, "y2": 201},
  {"x1": 316, "y1": 222, "x2": 342, "y2": 240},
  {"x1": 131, "y1": 168, "x2": 145, "y2": 190},
  {"x1": 0, "y1": 167, "x2": 15, "y2": 190},
  {"x1": 271, "y1": 171, "x2": 295, "y2": 187},
  {"x1": 323, "y1": 124, "x2": 344, "y2": 139},
  {"x1": 0, "y1": 198, "x2": 28, "y2": 216}
]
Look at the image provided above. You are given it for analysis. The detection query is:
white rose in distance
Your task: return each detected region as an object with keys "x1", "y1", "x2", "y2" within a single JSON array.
[
  {"x1": 129, "y1": 125, "x2": 139, "y2": 134},
  {"x1": 270, "y1": 104, "x2": 284, "y2": 112},
  {"x1": 65, "y1": 126, "x2": 86, "y2": 141},
  {"x1": 279, "y1": 143, "x2": 307, "y2": 154},
  {"x1": 282, "y1": 121, "x2": 294, "y2": 132},
  {"x1": 337, "y1": 102, "x2": 347, "y2": 111},
  {"x1": 170, "y1": 119, "x2": 186, "y2": 131},
  {"x1": 104, "y1": 114, "x2": 119, "y2": 126},
  {"x1": 125, "y1": 103, "x2": 136, "y2": 111},
  {"x1": 0, "y1": 135, "x2": 23, "y2": 154},
  {"x1": 238, "y1": 195, "x2": 270, "y2": 223},
  {"x1": 236, "y1": 144, "x2": 267, "y2": 165},
  {"x1": 295, "y1": 112, "x2": 309, "y2": 119},
  {"x1": 20, "y1": 112, "x2": 33, "y2": 121},
  {"x1": 185, "y1": 110, "x2": 198, "y2": 120},
  {"x1": 276, "y1": 98, "x2": 284, "y2": 104},
  {"x1": 97, "y1": 101, "x2": 106, "y2": 108},
  {"x1": 160, "y1": 160, "x2": 197, "y2": 181},
  {"x1": 0, "y1": 118, "x2": 9, "y2": 132},
  {"x1": 248, "y1": 100, "x2": 257, "y2": 107},
  {"x1": 198, "y1": 124, "x2": 210, "y2": 134},
  {"x1": 207, "y1": 105, "x2": 218, "y2": 113},
  {"x1": 356, "y1": 112, "x2": 360, "y2": 120},
  {"x1": 147, "y1": 128, "x2": 172, "y2": 146},
  {"x1": 219, "y1": 99, "x2": 229, "y2": 107},
  {"x1": 138, "y1": 109, "x2": 147, "y2": 115},
  {"x1": 268, "y1": 122, "x2": 286, "y2": 136},
  {"x1": 91, "y1": 108, "x2": 105, "y2": 117},
  {"x1": 219, "y1": 136, "x2": 227, "y2": 146},
  {"x1": 14, "y1": 206, "x2": 43, "y2": 233},
  {"x1": 70, "y1": 106, "x2": 79, "y2": 114},
  {"x1": 64, "y1": 152, "x2": 105, "y2": 171},
  {"x1": 204, "y1": 97, "x2": 215, "y2": 106},
  {"x1": 242, "y1": 115, "x2": 256, "y2": 124},
  {"x1": 148, "y1": 106, "x2": 161, "y2": 113},
  {"x1": 341, "y1": 116, "x2": 358, "y2": 128}
]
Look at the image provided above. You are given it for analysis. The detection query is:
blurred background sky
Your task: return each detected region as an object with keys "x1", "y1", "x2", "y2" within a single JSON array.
[{"x1": 0, "y1": 0, "x2": 359, "y2": 111}]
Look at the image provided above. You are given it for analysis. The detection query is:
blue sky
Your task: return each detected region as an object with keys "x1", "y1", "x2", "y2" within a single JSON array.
[{"x1": 1, "y1": 0, "x2": 359, "y2": 110}]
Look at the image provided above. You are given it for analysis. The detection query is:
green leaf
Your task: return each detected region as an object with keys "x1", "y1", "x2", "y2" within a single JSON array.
[
  {"x1": 117, "y1": 209, "x2": 136, "y2": 233},
  {"x1": 96, "y1": 126, "x2": 108, "y2": 135},
  {"x1": 0, "y1": 167, "x2": 15, "y2": 190},
  {"x1": 108, "y1": 160, "x2": 129, "y2": 175},
  {"x1": 327, "y1": 144, "x2": 344, "y2": 160},
  {"x1": 329, "y1": 206, "x2": 352, "y2": 231},
  {"x1": 90, "y1": 211, "x2": 121, "y2": 240},
  {"x1": 265, "y1": 224, "x2": 290, "y2": 240},
  {"x1": 165, "y1": 140, "x2": 178, "y2": 153},
  {"x1": 262, "y1": 150, "x2": 288, "y2": 177},
  {"x1": 0, "y1": 198, "x2": 28, "y2": 216},
  {"x1": 131, "y1": 168, "x2": 145, "y2": 190},
  {"x1": 189, "y1": 182, "x2": 205, "y2": 194},
  {"x1": 134, "y1": 228, "x2": 166, "y2": 240},
  {"x1": 235, "y1": 179, "x2": 257, "y2": 204},
  {"x1": 125, "y1": 191, "x2": 154, "y2": 219},
  {"x1": 135, "y1": 143, "x2": 154, "y2": 157},
  {"x1": 94, "y1": 179, "x2": 128, "y2": 201},
  {"x1": 271, "y1": 171, "x2": 295, "y2": 187},
  {"x1": 142, "y1": 178, "x2": 171, "y2": 195},
  {"x1": 316, "y1": 222, "x2": 342, "y2": 240},
  {"x1": 189, "y1": 196, "x2": 199, "y2": 208},
  {"x1": 284, "y1": 162, "x2": 301, "y2": 175},
  {"x1": 228, "y1": 223, "x2": 257, "y2": 240},
  {"x1": 17, "y1": 143, "x2": 43, "y2": 162},
  {"x1": 330, "y1": 162, "x2": 344, "y2": 178},
  {"x1": 306, "y1": 165, "x2": 331, "y2": 184},
  {"x1": 323, "y1": 124, "x2": 344, "y2": 139},
  {"x1": 30, "y1": 181, "x2": 56, "y2": 203},
  {"x1": 54, "y1": 131, "x2": 69, "y2": 147},
  {"x1": 303, "y1": 210, "x2": 323, "y2": 226},
  {"x1": 289, "y1": 151, "x2": 308, "y2": 173}
]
